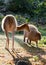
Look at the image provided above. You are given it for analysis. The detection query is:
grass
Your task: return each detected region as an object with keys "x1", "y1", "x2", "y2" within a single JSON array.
[
  {"x1": 38, "y1": 36, "x2": 46, "y2": 47},
  {"x1": 37, "y1": 25, "x2": 46, "y2": 47},
  {"x1": 33, "y1": 55, "x2": 39, "y2": 61},
  {"x1": 0, "y1": 33, "x2": 46, "y2": 65}
]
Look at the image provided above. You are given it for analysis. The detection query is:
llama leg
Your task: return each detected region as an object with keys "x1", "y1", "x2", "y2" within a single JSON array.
[
  {"x1": 12, "y1": 32, "x2": 14, "y2": 51},
  {"x1": 5, "y1": 32, "x2": 9, "y2": 50}
]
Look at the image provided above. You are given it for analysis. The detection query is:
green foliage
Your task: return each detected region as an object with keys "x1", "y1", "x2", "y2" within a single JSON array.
[
  {"x1": 38, "y1": 25, "x2": 46, "y2": 36},
  {"x1": 0, "y1": 13, "x2": 4, "y2": 22},
  {"x1": 15, "y1": 14, "x2": 26, "y2": 24},
  {"x1": 15, "y1": 14, "x2": 30, "y2": 24},
  {"x1": 0, "y1": 0, "x2": 4, "y2": 6},
  {"x1": 7, "y1": 0, "x2": 28, "y2": 12},
  {"x1": 5, "y1": 0, "x2": 46, "y2": 23},
  {"x1": 33, "y1": 55, "x2": 39, "y2": 61},
  {"x1": 38, "y1": 36, "x2": 46, "y2": 46}
]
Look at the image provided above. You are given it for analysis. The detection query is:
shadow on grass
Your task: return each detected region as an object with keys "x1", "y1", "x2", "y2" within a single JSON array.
[
  {"x1": 14, "y1": 37, "x2": 46, "y2": 64},
  {"x1": 39, "y1": 55, "x2": 46, "y2": 64},
  {"x1": 15, "y1": 37, "x2": 46, "y2": 55},
  {"x1": 6, "y1": 49, "x2": 32, "y2": 65}
]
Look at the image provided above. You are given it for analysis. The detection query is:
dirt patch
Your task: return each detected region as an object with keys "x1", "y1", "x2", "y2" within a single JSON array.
[{"x1": 0, "y1": 35, "x2": 46, "y2": 65}]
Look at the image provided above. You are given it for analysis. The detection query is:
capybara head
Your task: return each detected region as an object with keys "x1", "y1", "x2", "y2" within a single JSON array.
[{"x1": 37, "y1": 32, "x2": 41, "y2": 40}]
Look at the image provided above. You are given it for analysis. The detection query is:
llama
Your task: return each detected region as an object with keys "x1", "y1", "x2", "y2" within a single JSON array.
[
  {"x1": 24, "y1": 24, "x2": 41, "y2": 47},
  {"x1": 1, "y1": 15, "x2": 30, "y2": 51}
]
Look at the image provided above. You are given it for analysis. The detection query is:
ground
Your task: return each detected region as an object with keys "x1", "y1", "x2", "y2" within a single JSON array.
[{"x1": 0, "y1": 34, "x2": 46, "y2": 65}]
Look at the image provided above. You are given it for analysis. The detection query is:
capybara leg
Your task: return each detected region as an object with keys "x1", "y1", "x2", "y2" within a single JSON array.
[
  {"x1": 24, "y1": 37, "x2": 28, "y2": 44},
  {"x1": 36, "y1": 41, "x2": 38, "y2": 47},
  {"x1": 27, "y1": 39, "x2": 28, "y2": 43},
  {"x1": 12, "y1": 32, "x2": 15, "y2": 51},
  {"x1": 30, "y1": 40, "x2": 31, "y2": 44},
  {"x1": 5, "y1": 32, "x2": 9, "y2": 50},
  {"x1": 24, "y1": 37, "x2": 25, "y2": 42},
  {"x1": 28, "y1": 40, "x2": 31, "y2": 45},
  {"x1": 30, "y1": 40, "x2": 31, "y2": 45}
]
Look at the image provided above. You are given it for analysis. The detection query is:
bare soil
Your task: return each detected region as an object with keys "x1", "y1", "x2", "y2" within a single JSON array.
[{"x1": 0, "y1": 34, "x2": 46, "y2": 65}]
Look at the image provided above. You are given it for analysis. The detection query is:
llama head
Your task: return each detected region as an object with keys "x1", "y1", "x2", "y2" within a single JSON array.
[{"x1": 24, "y1": 23, "x2": 30, "y2": 32}]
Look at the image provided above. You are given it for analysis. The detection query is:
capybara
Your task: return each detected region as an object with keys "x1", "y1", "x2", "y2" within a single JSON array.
[{"x1": 24, "y1": 24, "x2": 41, "y2": 47}]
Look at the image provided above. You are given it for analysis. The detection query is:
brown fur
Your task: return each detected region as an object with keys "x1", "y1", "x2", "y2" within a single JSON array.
[
  {"x1": 4, "y1": 16, "x2": 16, "y2": 32},
  {"x1": 1, "y1": 15, "x2": 17, "y2": 50},
  {"x1": 24, "y1": 24, "x2": 41, "y2": 47},
  {"x1": 17, "y1": 23, "x2": 30, "y2": 32},
  {"x1": 1, "y1": 15, "x2": 30, "y2": 50}
]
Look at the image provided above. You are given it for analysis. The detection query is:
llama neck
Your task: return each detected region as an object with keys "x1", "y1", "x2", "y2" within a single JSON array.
[{"x1": 17, "y1": 23, "x2": 30, "y2": 32}]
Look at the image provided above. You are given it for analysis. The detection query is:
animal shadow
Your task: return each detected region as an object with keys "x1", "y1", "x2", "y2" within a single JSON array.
[{"x1": 6, "y1": 49, "x2": 32, "y2": 65}]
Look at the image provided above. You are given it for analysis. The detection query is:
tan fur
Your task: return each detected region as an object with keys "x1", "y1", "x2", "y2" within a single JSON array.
[{"x1": 24, "y1": 24, "x2": 41, "y2": 47}]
